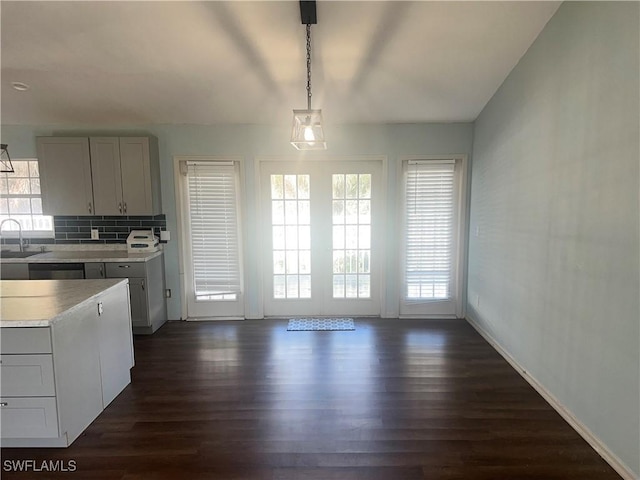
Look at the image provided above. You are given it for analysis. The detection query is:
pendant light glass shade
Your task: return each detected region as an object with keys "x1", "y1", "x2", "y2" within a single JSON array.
[
  {"x1": 291, "y1": 109, "x2": 326, "y2": 150},
  {"x1": 0, "y1": 144, "x2": 14, "y2": 173}
]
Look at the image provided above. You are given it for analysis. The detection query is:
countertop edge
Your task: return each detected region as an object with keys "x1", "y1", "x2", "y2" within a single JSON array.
[
  {"x1": 0, "y1": 250, "x2": 162, "y2": 264},
  {"x1": 0, "y1": 279, "x2": 129, "y2": 328}
]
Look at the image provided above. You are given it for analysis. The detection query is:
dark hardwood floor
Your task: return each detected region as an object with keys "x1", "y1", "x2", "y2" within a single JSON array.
[{"x1": 2, "y1": 319, "x2": 621, "y2": 479}]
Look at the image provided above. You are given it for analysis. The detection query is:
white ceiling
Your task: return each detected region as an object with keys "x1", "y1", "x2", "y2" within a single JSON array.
[{"x1": 1, "y1": 1, "x2": 560, "y2": 126}]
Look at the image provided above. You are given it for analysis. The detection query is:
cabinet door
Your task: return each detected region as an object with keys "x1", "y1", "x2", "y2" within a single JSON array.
[
  {"x1": 37, "y1": 138, "x2": 94, "y2": 216},
  {"x1": 0, "y1": 397, "x2": 59, "y2": 438},
  {"x1": 89, "y1": 138, "x2": 123, "y2": 215},
  {"x1": 96, "y1": 283, "x2": 133, "y2": 407},
  {"x1": 84, "y1": 262, "x2": 105, "y2": 279},
  {"x1": 128, "y1": 277, "x2": 149, "y2": 327},
  {"x1": 0, "y1": 354, "x2": 55, "y2": 396},
  {"x1": 119, "y1": 138, "x2": 153, "y2": 215}
]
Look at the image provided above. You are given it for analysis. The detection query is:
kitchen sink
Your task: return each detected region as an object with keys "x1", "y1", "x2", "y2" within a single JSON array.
[{"x1": 1, "y1": 251, "x2": 42, "y2": 258}]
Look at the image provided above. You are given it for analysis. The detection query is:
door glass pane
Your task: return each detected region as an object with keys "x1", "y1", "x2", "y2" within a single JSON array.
[
  {"x1": 273, "y1": 251, "x2": 285, "y2": 274},
  {"x1": 272, "y1": 200, "x2": 284, "y2": 224},
  {"x1": 271, "y1": 174, "x2": 311, "y2": 299},
  {"x1": 284, "y1": 175, "x2": 297, "y2": 199},
  {"x1": 271, "y1": 175, "x2": 284, "y2": 199},
  {"x1": 345, "y1": 174, "x2": 358, "y2": 198},
  {"x1": 299, "y1": 275, "x2": 311, "y2": 298},
  {"x1": 299, "y1": 201, "x2": 311, "y2": 224},
  {"x1": 298, "y1": 176, "x2": 310, "y2": 199},
  {"x1": 332, "y1": 200, "x2": 344, "y2": 223},
  {"x1": 299, "y1": 250, "x2": 311, "y2": 273},
  {"x1": 332, "y1": 173, "x2": 372, "y2": 298}
]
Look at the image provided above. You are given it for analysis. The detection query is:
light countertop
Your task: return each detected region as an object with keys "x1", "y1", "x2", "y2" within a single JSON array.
[
  {"x1": 0, "y1": 250, "x2": 162, "y2": 264},
  {"x1": 0, "y1": 279, "x2": 128, "y2": 327}
]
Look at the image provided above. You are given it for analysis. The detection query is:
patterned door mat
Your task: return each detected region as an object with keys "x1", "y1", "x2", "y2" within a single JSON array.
[{"x1": 287, "y1": 318, "x2": 355, "y2": 331}]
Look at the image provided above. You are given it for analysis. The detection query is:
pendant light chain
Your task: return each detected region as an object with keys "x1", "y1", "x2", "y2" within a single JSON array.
[{"x1": 306, "y1": 23, "x2": 312, "y2": 111}]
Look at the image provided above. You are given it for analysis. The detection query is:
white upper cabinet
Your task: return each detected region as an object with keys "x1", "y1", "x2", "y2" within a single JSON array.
[
  {"x1": 37, "y1": 136, "x2": 162, "y2": 216},
  {"x1": 37, "y1": 137, "x2": 94, "y2": 216},
  {"x1": 118, "y1": 137, "x2": 157, "y2": 216},
  {"x1": 90, "y1": 137, "x2": 123, "y2": 215}
]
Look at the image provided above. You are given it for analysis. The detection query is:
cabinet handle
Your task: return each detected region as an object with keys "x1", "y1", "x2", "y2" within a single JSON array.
[
  {"x1": 123, "y1": 203, "x2": 127, "y2": 214},
  {"x1": 0, "y1": 402, "x2": 8, "y2": 407},
  {"x1": 118, "y1": 265, "x2": 130, "y2": 269},
  {"x1": 119, "y1": 203, "x2": 123, "y2": 214},
  {"x1": 141, "y1": 280, "x2": 145, "y2": 291},
  {"x1": 88, "y1": 202, "x2": 93, "y2": 214},
  {"x1": 99, "y1": 265, "x2": 104, "y2": 277}
]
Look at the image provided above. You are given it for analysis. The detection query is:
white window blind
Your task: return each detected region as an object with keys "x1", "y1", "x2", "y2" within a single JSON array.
[
  {"x1": 404, "y1": 161, "x2": 455, "y2": 300},
  {"x1": 186, "y1": 162, "x2": 241, "y2": 300}
]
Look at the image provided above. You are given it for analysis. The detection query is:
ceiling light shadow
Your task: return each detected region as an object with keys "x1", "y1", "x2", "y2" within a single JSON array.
[
  {"x1": 348, "y1": 2, "x2": 411, "y2": 96},
  {"x1": 207, "y1": 2, "x2": 284, "y2": 101}
]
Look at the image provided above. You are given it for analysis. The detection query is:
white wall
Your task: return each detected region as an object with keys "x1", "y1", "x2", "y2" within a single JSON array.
[
  {"x1": 468, "y1": 2, "x2": 639, "y2": 477},
  {"x1": 0, "y1": 122, "x2": 474, "y2": 320}
]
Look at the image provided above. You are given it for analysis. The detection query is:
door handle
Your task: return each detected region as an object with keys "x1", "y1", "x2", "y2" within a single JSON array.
[
  {"x1": 123, "y1": 203, "x2": 127, "y2": 214},
  {"x1": 119, "y1": 203, "x2": 123, "y2": 214},
  {"x1": 88, "y1": 202, "x2": 93, "y2": 214}
]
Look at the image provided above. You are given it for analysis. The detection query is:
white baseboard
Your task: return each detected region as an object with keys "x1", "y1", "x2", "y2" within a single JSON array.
[
  {"x1": 466, "y1": 313, "x2": 638, "y2": 480},
  {"x1": 186, "y1": 317, "x2": 244, "y2": 321}
]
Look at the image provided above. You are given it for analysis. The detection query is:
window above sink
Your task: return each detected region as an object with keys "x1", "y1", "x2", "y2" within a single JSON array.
[{"x1": 0, "y1": 159, "x2": 54, "y2": 238}]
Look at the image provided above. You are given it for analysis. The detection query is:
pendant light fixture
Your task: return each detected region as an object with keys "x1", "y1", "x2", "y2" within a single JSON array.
[
  {"x1": 291, "y1": 1, "x2": 326, "y2": 150},
  {"x1": 0, "y1": 144, "x2": 14, "y2": 173}
]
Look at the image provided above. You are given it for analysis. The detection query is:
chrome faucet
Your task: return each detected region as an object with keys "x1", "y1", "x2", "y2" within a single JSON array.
[{"x1": 0, "y1": 218, "x2": 24, "y2": 252}]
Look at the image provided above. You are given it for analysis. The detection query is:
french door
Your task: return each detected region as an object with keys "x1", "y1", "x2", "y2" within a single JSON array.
[{"x1": 260, "y1": 160, "x2": 383, "y2": 317}]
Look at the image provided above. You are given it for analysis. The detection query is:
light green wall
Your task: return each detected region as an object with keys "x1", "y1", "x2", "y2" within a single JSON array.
[
  {"x1": 0, "y1": 122, "x2": 474, "y2": 320},
  {"x1": 468, "y1": 2, "x2": 639, "y2": 476}
]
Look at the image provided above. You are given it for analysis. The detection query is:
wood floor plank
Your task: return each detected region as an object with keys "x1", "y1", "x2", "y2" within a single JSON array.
[{"x1": 1, "y1": 318, "x2": 621, "y2": 479}]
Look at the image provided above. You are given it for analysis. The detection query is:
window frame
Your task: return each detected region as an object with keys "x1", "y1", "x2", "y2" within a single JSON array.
[
  {"x1": 174, "y1": 155, "x2": 246, "y2": 320},
  {"x1": 185, "y1": 160, "x2": 243, "y2": 302},
  {"x1": 398, "y1": 155, "x2": 469, "y2": 319},
  {"x1": 403, "y1": 159, "x2": 456, "y2": 301},
  {"x1": 0, "y1": 158, "x2": 55, "y2": 239}
]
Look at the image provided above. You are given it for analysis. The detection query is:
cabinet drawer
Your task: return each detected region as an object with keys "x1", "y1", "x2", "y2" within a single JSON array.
[
  {"x1": 0, "y1": 264, "x2": 30, "y2": 280},
  {"x1": 85, "y1": 262, "x2": 106, "y2": 279},
  {"x1": 1, "y1": 397, "x2": 59, "y2": 438},
  {"x1": 1, "y1": 355, "x2": 55, "y2": 397},
  {"x1": 0, "y1": 328, "x2": 52, "y2": 354},
  {"x1": 105, "y1": 262, "x2": 146, "y2": 278}
]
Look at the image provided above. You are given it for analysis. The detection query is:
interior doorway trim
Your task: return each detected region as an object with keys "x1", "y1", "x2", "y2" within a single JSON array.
[{"x1": 173, "y1": 155, "x2": 246, "y2": 321}]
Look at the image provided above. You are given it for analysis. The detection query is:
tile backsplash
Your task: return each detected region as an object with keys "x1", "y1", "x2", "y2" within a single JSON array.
[{"x1": 3, "y1": 214, "x2": 166, "y2": 245}]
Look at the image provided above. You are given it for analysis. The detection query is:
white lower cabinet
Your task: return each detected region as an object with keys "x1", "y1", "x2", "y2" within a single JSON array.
[
  {"x1": 0, "y1": 354, "x2": 55, "y2": 397},
  {"x1": 103, "y1": 255, "x2": 167, "y2": 334},
  {"x1": 0, "y1": 330, "x2": 63, "y2": 445},
  {"x1": 0, "y1": 282, "x2": 133, "y2": 447},
  {"x1": 0, "y1": 397, "x2": 59, "y2": 439}
]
